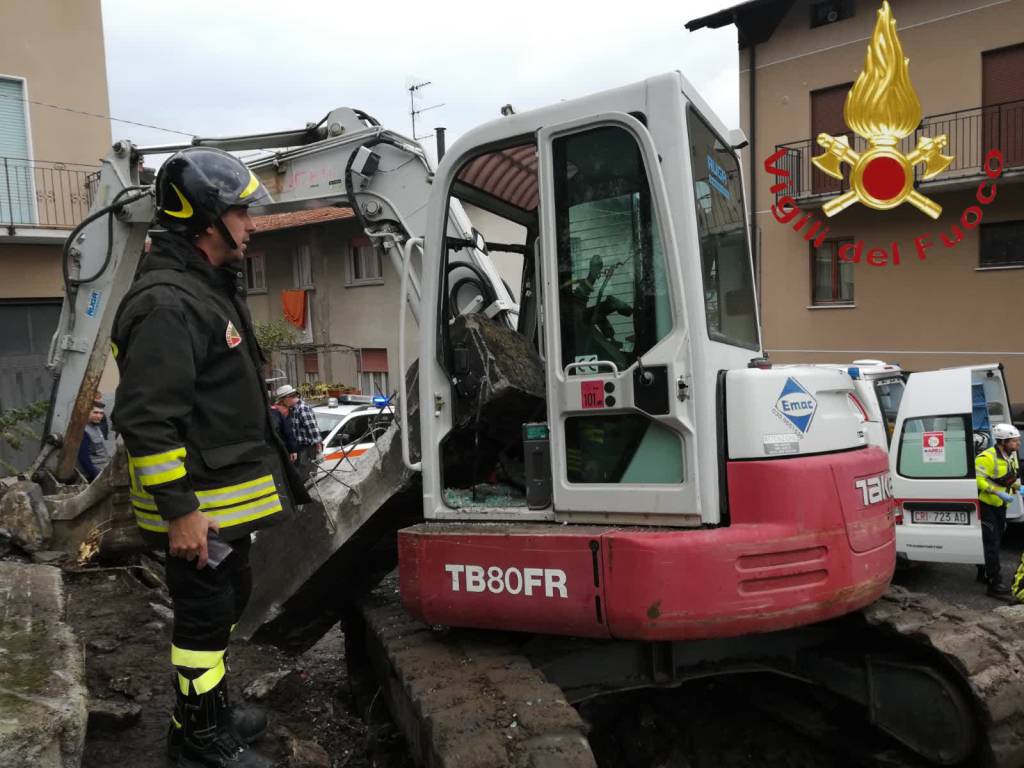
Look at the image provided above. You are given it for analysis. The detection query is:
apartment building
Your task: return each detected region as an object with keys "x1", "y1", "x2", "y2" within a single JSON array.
[
  {"x1": 245, "y1": 208, "x2": 418, "y2": 397},
  {"x1": 688, "y1": 0, "x2": 1024, "y2": 398},
  {"x1": 0, "y1": 0, "x2": 112, "y2": 468}
]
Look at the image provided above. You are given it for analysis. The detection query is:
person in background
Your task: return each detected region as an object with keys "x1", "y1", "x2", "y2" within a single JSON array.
[
  {"x1": 271, "y1": 399, "x2": 298, "y2": 463},
  {"x1": 78, "y1": 401, "x2": 112, "y2": 481},
  {"x1": 274, "y1": 384, "x2": 320, "y2": 478},
  {"x1": 976, "y1": 423, "x2": 1021, "y2": 599}
]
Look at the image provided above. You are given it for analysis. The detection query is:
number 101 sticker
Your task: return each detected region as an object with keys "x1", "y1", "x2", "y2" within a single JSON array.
[{"x1": 580, "y1": 380, "x2": 605, "y2": 409}]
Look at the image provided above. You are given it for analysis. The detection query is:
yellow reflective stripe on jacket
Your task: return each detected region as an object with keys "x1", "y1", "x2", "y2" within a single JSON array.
[
  {"x1": 133, "y1": 475, "x2": 274, "y2": 510},
  {"x1": 129, "y1": 447, "x2": 187, "y2": 488},
  {"x1": 132, "y1": 475, "x2": 282, "y2": 533},
  {"x1": 133, "y1": 497, "x2": 281, "y2": 531},
  {"x1": 195, "y1": 475, "x2": 275, "y2": 508},
  {"x1": 171, "y1": 645, "x2": 225, "y2": 669},
  {"x1": 206, "y1": 494, "x2": 282, "y2": 526}
]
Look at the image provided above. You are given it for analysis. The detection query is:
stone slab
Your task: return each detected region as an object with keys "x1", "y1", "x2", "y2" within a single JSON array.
[{"x1": 0, "y1": 562, "x2": 88, "y2": 768}]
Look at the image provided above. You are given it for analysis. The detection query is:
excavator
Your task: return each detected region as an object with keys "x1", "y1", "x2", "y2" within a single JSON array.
[{"x1": 7, "y1": 71, "x2": 1024, "y2": 767}]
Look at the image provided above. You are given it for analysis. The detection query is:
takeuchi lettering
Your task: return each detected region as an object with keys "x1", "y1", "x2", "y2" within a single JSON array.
[{"x1": 762, "y1": 148, "x2": 1005, "y2": 267}]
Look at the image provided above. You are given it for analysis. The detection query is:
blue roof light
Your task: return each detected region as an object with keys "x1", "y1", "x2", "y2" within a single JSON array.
[
  {"x1": 847, "y1": 367, "x2": 860, "y2": 380},
  {"x1": 372, "y1": 394, "x2": 391, "y2": 408}
]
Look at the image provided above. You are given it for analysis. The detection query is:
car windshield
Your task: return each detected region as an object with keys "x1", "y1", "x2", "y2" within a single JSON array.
[{"x1": 314, "y1": 412, "x2": 347, "y2": 436}]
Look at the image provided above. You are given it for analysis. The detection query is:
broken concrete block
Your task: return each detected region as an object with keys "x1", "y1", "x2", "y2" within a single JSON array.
[
  {"x1": 86, "y1": 638, "x2": 120, "y2": 654},
  {"x1": 0, "y1": 562, "x2": 87, "y2": 768},
  {"x1": 0, "y1": 481, "x2": 53, "y2": 552},
  {"x1": 243, "y1": 669, "x2": 293, "y2": 701},
  {"x1": 288, "y1": 738, "x2": 330, "y2": 768},
  {"x1": 87, "y1": 699, "x2": 142, "y2": 731}
]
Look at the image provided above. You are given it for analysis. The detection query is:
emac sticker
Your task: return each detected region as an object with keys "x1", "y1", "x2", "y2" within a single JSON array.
[{"x1": 772, "y1": 377, "x2": 817, "y2": 436}]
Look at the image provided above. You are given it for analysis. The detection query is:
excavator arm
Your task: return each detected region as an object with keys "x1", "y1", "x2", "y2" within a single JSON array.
[{"x1": 36, "y1": 108, "x2": 516, "y2": 483}]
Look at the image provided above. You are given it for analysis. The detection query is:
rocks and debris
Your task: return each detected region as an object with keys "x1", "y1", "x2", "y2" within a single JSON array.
[
  {"x1": 86, "y1": 638, "x2": 119, "y2": 654},
  {"x1": 285, "y1": 732, "x2": 331, "y2": 768},
  {"x1": 0, "y1": 480, "x2": 53, "y2": 552},
  {"x1": 87, "y1": 699, "x2": 142, "y2": 731},
  {"x1": 63, "y1": 566, "x2": 414, "y2": 768},
  {"x1": 0, "y1": 562, "x2": 87, "y2": 768},
  {"x1": 243, "y1": 669, "x2": 294, "y2": 701}
]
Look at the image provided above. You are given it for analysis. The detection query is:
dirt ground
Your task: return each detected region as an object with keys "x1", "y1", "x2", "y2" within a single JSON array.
[
  {"x1": 61, "y1": 558, "x2": 895, "y2": 768},
  {"x1": 47, "y1": 528, "x2": 1024, "y2": 768},
  {"x1": 63, "y1": 565, "x2": 414, "y2": 768}
]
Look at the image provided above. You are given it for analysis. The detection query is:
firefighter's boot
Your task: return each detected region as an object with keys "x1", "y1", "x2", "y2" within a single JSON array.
[
  {"x1": 176, "y1": 680, "x2": 275, "y2": 768},
  {"x1": 168, "y1": 684, "x2": 268, "y2": 760}
]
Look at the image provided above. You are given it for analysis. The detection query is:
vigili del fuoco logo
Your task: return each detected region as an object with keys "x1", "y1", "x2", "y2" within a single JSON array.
[{"x1": 763, "y1": 1, "x2": 1007, "y2": 267}]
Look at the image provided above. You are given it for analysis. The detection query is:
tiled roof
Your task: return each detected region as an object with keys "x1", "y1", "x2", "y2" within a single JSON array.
[{"x1": 252, "y1": 207, "x2": 355, "y2": 233}]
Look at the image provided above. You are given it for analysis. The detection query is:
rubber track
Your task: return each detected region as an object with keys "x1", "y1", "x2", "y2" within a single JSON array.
[
  {"x1": 360, "y1": 580, "x2": 597, "y2": 768},
  {"x1": 863, "y1": 586, "x2": 1024, "y2": 768}
]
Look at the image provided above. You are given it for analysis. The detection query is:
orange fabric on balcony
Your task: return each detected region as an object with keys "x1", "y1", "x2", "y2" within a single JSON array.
[{"x1": 281, "y1": 290, "x2": 306, "y2": 329}]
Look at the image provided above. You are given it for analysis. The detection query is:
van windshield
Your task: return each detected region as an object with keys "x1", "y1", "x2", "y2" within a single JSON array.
[{"x1": 873, "y1": 377, "x2": 905, "y2": 445}]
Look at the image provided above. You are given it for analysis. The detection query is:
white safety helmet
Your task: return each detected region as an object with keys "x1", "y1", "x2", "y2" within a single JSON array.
[{"x1": 992, "y1": 423, "x2": 1021, "y2": 441}]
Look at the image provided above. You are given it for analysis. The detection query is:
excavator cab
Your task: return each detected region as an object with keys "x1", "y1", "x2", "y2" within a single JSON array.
[{"x1": 400, "y1": 72, "x2": 895, "y2": 641}]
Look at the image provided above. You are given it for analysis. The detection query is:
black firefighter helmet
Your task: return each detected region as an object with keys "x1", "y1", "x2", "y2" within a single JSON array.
[{"x1": 155, "y1": 147, "x2": 272, "y2": 249}]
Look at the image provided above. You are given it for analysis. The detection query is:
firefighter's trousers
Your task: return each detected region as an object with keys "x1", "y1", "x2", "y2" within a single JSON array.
[{"x1": 165, "y1": 535, "x2": 252, "y2": 701}]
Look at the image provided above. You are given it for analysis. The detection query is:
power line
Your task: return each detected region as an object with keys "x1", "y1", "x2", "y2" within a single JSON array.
[{"x1": 0, "y1": 93, "x2": 194, "y2": 137}]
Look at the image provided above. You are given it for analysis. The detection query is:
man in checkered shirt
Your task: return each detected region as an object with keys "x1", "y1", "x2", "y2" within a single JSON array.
[{"x1": 275, "y1": 384, "x2": 321, "y2": 479}]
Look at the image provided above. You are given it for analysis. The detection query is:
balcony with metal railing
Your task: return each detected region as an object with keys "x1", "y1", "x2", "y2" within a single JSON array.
[
  {"x1": 774, "y1": 99, "x2": 1024, "y2": 204},
  {"x1": 1, "y1": 156, "x2": 100, "y2": 237}
]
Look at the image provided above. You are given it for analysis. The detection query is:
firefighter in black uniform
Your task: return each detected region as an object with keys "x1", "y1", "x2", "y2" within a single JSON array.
[{"x1": 112, "y1": 147, "x2": 310, "y2": 768}]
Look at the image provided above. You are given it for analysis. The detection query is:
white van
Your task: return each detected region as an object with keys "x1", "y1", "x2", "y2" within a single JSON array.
[{"x1": 780, "y1": 360, "x2": 1018, "y2": 565}]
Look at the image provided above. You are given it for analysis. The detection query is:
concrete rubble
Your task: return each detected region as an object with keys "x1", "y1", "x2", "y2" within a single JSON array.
[{"x1": 0, "y1": 562, "x2": 87, "y2": 768}]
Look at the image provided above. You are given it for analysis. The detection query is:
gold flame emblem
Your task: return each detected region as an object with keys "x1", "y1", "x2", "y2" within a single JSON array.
[{"x1": 813, "y1": 1, "x2": 953, "y2": 219}]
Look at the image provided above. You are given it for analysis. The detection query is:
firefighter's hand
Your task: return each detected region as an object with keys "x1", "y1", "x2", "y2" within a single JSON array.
[{"x1": 168, "y1": 510, "x2": 221, "y2": 569}]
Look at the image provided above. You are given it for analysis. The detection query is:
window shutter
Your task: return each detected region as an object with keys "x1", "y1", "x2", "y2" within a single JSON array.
[{"x1": 358, "y1": 348, "x2": 389, "y2": 372}]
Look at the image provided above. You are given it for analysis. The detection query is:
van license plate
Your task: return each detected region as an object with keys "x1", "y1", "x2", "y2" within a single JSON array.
[{"x1": 911, "y1": 510, "x2": 970, "y2": 525}]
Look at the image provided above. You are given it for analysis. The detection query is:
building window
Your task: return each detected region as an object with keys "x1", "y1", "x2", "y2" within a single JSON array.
[
  {"x1": 982, "y1": 44, "x2": 1024, "y2": 168},
  {"x1": 358, "y1": 348, "x2": 389, "y2": 395},
  {"x1": 980, "y1": 220, "x2": 1024, "y2": 268},
  {"x1": 0, "y1": 76, "x2": 36, "y2": 225},
  {"x1": 347, "y1": 238, "x2": 384, "y2": 286},
  {"x1": 811, "y1": 239, "x2": 854, "y2": 305},
  {"x1": 303, "y1": 351, "x2": 319, "y2": 385},
  {"x1": 810, "y1": 84, "x2": 854, "y2": 196},
  {"x1": 809, "y1": 0, "x2": 854, "y2": 28},
  {"x1": 293, "y1": 244, "x2": 314, "y2": 288},
  {"x1": 245, "y1": 251, "x2": 266, "y2": 292}
]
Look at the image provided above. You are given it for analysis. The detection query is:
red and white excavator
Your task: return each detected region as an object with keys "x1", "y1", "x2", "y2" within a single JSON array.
[{"x1": 13, "y1": 71, "x2": 1023, "y2": 766}]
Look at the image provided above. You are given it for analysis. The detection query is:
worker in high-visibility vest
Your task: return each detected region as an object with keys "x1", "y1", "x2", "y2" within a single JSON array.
[{"x1": 975, "y1": 423, "x2": 1021, "y2": 598}]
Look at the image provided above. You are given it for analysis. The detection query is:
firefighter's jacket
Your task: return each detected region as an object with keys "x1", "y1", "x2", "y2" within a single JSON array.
[
  {"x1": 976, "y1": 446, "x2": 1020, "y2": 508},
  {"x1": 111, "y1": 231, "x2": 311, "y2": 545}
]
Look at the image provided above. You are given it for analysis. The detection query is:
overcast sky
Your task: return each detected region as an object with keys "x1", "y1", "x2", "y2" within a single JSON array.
[{"x1": 100, "y1": 0, "x2": 739, "y2": 162}]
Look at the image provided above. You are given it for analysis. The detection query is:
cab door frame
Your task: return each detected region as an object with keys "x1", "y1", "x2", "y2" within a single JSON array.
[{"x1": 536, "y1": 111, "x2": 699, "y2": 524}]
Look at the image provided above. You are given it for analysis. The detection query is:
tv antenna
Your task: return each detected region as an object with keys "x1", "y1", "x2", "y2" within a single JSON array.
[{"x1": 407, "y1": 79, "x2": 444, "y2": 141}]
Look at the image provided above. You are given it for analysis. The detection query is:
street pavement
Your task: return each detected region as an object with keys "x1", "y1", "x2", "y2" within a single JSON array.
[{"x1": 893, "y1": 523, "x2": 1024, "y2": 611}]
